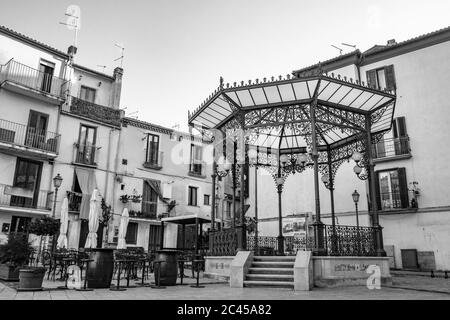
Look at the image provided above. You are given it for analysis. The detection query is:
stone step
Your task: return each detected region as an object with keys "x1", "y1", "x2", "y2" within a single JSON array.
[
  {"x1": 251, "y1": 261, "x2": 294, "y2": 268},
  {"x1": 243, "y1": 280, "x2": 294, "y2": 289},
  {"x1": 248, "y1": 267, "x2": 294, "y2": 275},
  {"x1": 246, "y1": 274, "x2": 294, "y2": 282},
  {"x1": 253, "y1": 256, "x2": 296, "y2": 262}
]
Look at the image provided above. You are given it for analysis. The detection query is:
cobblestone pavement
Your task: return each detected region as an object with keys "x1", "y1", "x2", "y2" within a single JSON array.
[{"x1": 1, "y1": 274, "x2": 449, "y2": 300}]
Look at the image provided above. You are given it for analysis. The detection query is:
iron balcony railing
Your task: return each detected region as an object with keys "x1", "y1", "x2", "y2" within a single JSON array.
[
  {"x1": 129, "y1": 200, "x2": 158, "y2": 219},
  {"x1": 246, "y1": 235, "x2": 315, "y2": 256},
  {"x1": 0, "y1": 118, "x2": 60, "y2": 154},
  {"x1": 62, "y1": 96, "x2": 122, "y2": 127},
  {"x1": 74, "y1": 143, "x2": 98, "y2": 166},
  {"x1": 67, "y1": 190, "x2": 83, "y2": 213},
  {"x1": 0, "y1": 59, "x2": 67, "y2": 98},
  {"x1": 143, "y1": 151, "x2": 164, "y2": 169},
  {"x1": 0, "y1": 183, "x2": 53, "y2": 211},
  {"x1": 189, "y1": 161, "x2": 206, "y2": 177},
  {"x1": 373, "y1": 136, "x2": 410, "y2": 159},
  {"x1": 380, "y1": 191, "x2": 403, "y2": 210}
]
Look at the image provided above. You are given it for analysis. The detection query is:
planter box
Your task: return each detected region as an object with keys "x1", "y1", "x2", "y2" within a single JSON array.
[{"x1": 0, "y1": 264, "x2": 20, "y2": 281}]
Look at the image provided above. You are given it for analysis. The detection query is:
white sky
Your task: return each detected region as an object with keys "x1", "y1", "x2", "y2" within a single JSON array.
[{"x1": 1, "y1": 0, "x2": 449, "y2": 131}]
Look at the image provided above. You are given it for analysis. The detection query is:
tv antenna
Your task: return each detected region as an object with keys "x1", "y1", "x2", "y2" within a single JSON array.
[
  {"x1": 59, "y1": 5, "x2": 81, "y2": 47},
  {"x1": 331, "y1": 45, "x2": 343, "y2": 56},
  {"x1": 172, "y1": 124, "x2": 180, "y2": 130},
  {"x1": 96, "y1": 65, "x2": 107, "y2": 72},
  {"x1": 114, "y1": 43, "x2": 125, "y2": 68},
  {"x1": 342, "y1": 43, "x2": 357, "y2": 50},
  {"x1": 126, "y1": 110, "x2": 139, "y2": 119}
]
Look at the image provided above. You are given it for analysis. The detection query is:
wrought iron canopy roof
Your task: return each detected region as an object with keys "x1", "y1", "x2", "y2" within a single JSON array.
[{"x1": 188, "y1": 74, "x2": 396, "y2": 150}]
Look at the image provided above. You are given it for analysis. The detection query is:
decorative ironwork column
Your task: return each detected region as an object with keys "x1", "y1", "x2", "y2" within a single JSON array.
[
  {"x1": 276, "y1": 174, "x2": 284, "y2": 255},
  {"x1": 322, "y1": 148, "x2": 338, "y2": 255},
  {"x1": 254, "y1": 166, "x2": 259, "y2": 255},
  {"x1": 310, "y1": 91, "x2": 326, "y2": 256},
  {"x1": 211, "y1": 160, "x2": 217, "y2": 231},
  {"x1": 365, "y1": 116, "x2": 387, "y2": 257}
]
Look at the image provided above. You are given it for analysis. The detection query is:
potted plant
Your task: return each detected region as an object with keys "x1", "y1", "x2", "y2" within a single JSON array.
[
  {"x1": 0, "y1": 233, "x2": 34, "y2": 281},
  {"x1": 28, "y1": 216, "x2": 60, "y2": 262}
]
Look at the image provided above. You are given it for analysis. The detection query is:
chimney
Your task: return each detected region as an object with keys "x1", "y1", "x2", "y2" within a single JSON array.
[
  {"x1": 111, "y1": 67, "x2": 123, "y2": 109},
  {"x1": 387, "y1": 39, "x2": 397, "y2": 46},
  {"x1": 67, "y1": 45, "x2": 78, "y2": 58}
]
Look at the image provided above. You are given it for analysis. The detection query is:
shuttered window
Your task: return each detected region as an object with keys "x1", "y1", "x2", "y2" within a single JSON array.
[
  {"x1": 80, "y1": 86, "x2": 96, "y2": 103},
  {"x1": 188, "y1": 186, "x2": 198, "y2": 206},
  {"x1": 374, "y1": 167, "x2": 409, "y2": 211},
  {"x1": 366, "y1": 65, "x2": 396, "y2": 91}
]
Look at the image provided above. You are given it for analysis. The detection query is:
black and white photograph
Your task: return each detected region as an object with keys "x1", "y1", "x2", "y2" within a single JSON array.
[{"x1": 0, "y1": 0, "x2": 449, "y2": 312}]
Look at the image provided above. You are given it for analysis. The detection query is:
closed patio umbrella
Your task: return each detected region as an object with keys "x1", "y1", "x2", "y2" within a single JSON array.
[
  {"x1": 85, "y1": 189, "x2": 100, "y2": 249},
  {"x1": 57, "y1": 197, "x2": 69, "y2": 249},
  {"x1": 117, "y1": 208, "x2": 129, "y2": 249}
]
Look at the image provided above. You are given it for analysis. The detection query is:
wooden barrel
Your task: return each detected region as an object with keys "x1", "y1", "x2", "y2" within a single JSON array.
[
  {"x1": 155, "y1": 249, "x2": 179, "y2": 286},
  {"x1": 86, "y1": 248, "x2": 114, "y2": 288}
]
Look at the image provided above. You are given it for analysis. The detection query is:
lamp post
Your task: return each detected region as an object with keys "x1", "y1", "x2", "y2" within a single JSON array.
[
  {"x1": 52, "y1": 173, "x2": 63, "y2": 218},
  {"x1": 211, "y1": 157, "x2": 231, "y2": 231},
  {"x1": 276, "y1": 175, "x2": 284, "y2": 255},
  {"x1": 352, "y1": 189, "x2": 361, "y2": 255}
]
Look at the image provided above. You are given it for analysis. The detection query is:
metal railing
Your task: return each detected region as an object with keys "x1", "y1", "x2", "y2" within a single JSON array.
[
  {"x1": 325, "y1": 225, "x2": 377, "y2": 257},
  {"x1": 0, "y1": 59, "x2": 67, "y2": 98},
  {"x1": 246, "y1": 235, "x2": 315, "y2": 256},
  {"x1": 0, "y1": 183, "x2": 53, "y2": 211},
  {"x1": 67, "y1": 190, "x2": 82, "y2": 213},
  {"x1": 208, "y1": 228, "x2": 239, "y2": 256},
  {"x1": 63, "y1": 96, "x2": 122, "y2": 127},
  {"x1": 0, "y1": 118, "x2": 60, "y2": 153},
  {"x1": 189, "y1": 161, "x2": 206, "y2": 177},
  {"x1": 380, "y1": 191, "x2": 403, "y2": 210},
  {"x1": 143, "y1": 151, "x2": 164, "y2": 169},
  {"x1": 373, "y1": 136, "x2": 410, "y2": 159},
  {"x1": 74, "y1": 143, "x2": 98, "y2": 166},
  {"x1": 128, "y1": 200, "x2": 158, "y2": 219}
]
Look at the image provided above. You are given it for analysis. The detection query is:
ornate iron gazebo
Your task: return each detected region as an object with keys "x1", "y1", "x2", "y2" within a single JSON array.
[{"x1": 188, "y1": 71, "x2": 396, "y2": 257}]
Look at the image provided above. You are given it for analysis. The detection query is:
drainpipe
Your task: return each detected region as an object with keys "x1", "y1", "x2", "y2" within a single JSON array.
[{"x1": 108, "y1": 122, "x2": 123, "y2": 246}]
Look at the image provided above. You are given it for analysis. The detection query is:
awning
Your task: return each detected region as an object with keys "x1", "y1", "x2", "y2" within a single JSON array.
[{"x1": 162, "y1": 212, "x2": 216, "y2": 225}]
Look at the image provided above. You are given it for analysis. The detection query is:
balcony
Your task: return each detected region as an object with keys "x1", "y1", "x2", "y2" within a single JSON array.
[
  {"x1": 73, "y1": 143, "x2": 99, "y2": 167},
  {"x1": 62, "y1": 96, "x2": 122, "y2": 127},
  {"x1": 67, "y1": 190, "x2": 82, "y2": 214},
  {"x1": 188, "y1": 161, "x2": 207, "y2": 178},
  {"x1": 128, "y1": 200, "x2": 157, "y2": 220},
  {"x1": 143, "y1": 151, "x2": 164, "y2": 170},
  {"x1": 0, "y1": 118, "x2": 60, "y2": 158},
  {"x1": 0, "y1": 59, "x2": 68, "y2": 103},
  {"x1": 373, "y1": 136, "x2": 411, "y2": 162},
  {"x1": 0, "y1": 183, "x2": 53, "y2": 212}
]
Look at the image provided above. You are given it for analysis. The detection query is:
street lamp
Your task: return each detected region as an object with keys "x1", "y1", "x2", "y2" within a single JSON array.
[
  {"x1": 211, "y1": 157, "x2": 231, "y2": 231},
  {"x1": 352, "y1": 189, "x2": 361, "y2": 255},
  {"x1": 352, "y1": 152, "x2": 368, "y2": 180},
  {"x1": 52, "y1": 174, "x2": 63, "y2": 218},
  {"x1": 276, "y1": 175, "x2": 284, "y2": 255}
]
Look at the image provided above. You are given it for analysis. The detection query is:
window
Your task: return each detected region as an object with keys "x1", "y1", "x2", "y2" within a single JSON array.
[
  {"x1": 142, "y1": 180, "x2": 158, "y2": 218},
  {"x1": 188, "y1": 186, "x2": 198, "y2": 206},
  {"x1": 375, "y1": 168, "x2": 409, "y2": 210},
  {"x1": 76, "y1": 125, "x2": 97, "y2": 165},
  {"x1": 125, "y1": 222, "x2": 139, "y2": 245},
  {"x1": 204, "y1": 194, "x2": 210, "y2": 206},
  {"x1": 10, "y1": 216, "x2": 32, "y2": 233},
  {"x1": 145, "y1": 134, "x2": 160, "y2": 166},
  {"x1": 25, "y1": 110, "x2": 49, "y2": 149},
  {"x1": 189, "y1": 144, "x2": 203, "y2": 175},
  {"x1": 366, "y1": 65, "x2": 396, "y2": 91},
  {"x1": 10, "y1": 158, "x2": 42, "y2": 208},
  {"x1": 38, "y1": 60, "x2": 55, "y2": 93},
  {"x1": 373, "y1": 117, "x2": 410, "y2": 158},
  {"x1": 79, "y1": 86, "x2": 96, "y2": 103}
]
